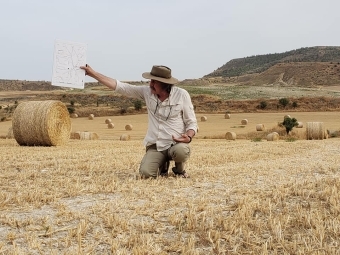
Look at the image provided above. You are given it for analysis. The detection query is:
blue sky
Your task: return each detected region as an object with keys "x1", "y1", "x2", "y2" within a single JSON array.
[{"x1": 1, "y1": 0, "x2": 339, "y2": 82}]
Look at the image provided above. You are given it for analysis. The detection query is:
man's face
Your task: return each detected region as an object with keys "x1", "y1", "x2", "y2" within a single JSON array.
[{"x1": 149, "y1": 79, "x2": 161, "y2": 95}]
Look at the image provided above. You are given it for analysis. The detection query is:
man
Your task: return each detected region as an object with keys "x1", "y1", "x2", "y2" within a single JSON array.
[{"x1": 80, "y1": 64, "x2": 198, "y2": 178}]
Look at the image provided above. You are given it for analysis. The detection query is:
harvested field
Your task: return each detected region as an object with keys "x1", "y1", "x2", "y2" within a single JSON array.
[
  {"x1": 0, "y1": 112, "x2": 340, "y2": 254},
  {"x1": 2, "y1": 112, "x2": 338, "y2": 141}
]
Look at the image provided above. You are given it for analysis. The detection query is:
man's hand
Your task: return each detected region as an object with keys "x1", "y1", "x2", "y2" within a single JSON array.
[
  {"x1": 80, "y1": 64, "x2": 95, "y2": 78},
  {"x1": 79, "y1": 64, "x2": 117, "y2": 90},
  {"x1": 172, "y1": 134, "x2": 192, "y2": 143}
]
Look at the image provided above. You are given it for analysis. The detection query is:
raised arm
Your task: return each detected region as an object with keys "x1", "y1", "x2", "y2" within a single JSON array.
[{"x1": 80, "y1": 64, "x2": 117, "y2": 90}]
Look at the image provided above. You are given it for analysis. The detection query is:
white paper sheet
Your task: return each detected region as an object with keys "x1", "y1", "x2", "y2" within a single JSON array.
[{"x1": 52, "y1": 40, "x2": 87, "y2": 89}]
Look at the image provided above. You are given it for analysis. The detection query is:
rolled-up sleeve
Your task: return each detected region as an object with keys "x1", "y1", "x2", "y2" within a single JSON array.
[{"x1": 116, "y1": 80, "x2": 145, "y2": 99}]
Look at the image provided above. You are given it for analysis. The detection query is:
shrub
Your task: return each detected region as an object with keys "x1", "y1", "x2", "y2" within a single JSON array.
[
  {"x1": 280, "y1": 117, "x2": 298, "y2": 134},
  {"x1": 259, "y1": 101, "x2": 267, "y2": 109},
  {"x1": 134, "y1": 100, "x2": 143, "y2": 111},
  {"x1": 279, "y1": 98, "x2": 289, "y2": 108},
  {"x1": 67, "y1": 107, "x2": 75, "y2": 114},
  {"x1": 120, "y1": 107, "x2": 127, "y2": 115}
]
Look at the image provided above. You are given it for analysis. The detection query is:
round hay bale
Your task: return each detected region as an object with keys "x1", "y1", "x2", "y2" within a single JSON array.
[
  {"x1": 306, "y1": 122, "x2": 324, "y2": 140},
  {"x1": 327, "y1": 129, "x2": 340, "y2": 137},
  {"x1": 241, "y1": 119, "x2": 248, "y2": 125},
  {"x1": 125, "y1": 124, "x2": 133, "y2": 131},
  {"x1": 266, "y1": 132, "x2": 279, "y2": 141},
  {"x1": 225, "y1": 131, "x2": 236, "y2": 140},
  {"x1": 108, "y1": 123, "x2": 114, "y2": 129},
  {"x1": 324, "y1": 130, "x2": 328, "y2": 139},
  {"x1": 256, "y1": 124, "x2": 265, "y2": 131},
  {"x1": 12, "y1": 100, "x2": 71, "y2": 146},
  {"x1": 7, "y1": 126, "x2": 14, "y2": 139},
  {"x1": 120, "y1": 134, "x2": 131, "y2": 141},
  {"x1": 201, "y1": 116, "x2": 207, "y2": 122},
  {"x1": 70, "y1": 132, "x2": 80, "y2": 140},
  {"x1": 105, "y1": 118, "x2": 112, "y2": 124},
  {"x1": 76, "y1": 131, "x2": 99, "y2": 140},
  {"x1": 88, "y1": 114, "x2": 94, "y2": 120},
  {"x1": 70, "y1": 113, "x2": 78, "y2": 118},
  {"x1": 284, "y1": 115, "x2": 291, "y2": 120},
  {"x1": 297, "y1": 121, "x2": 303, "y2": 128},
  {"x1": 224, "y1": 113, "x2": 231, "y2": 119}
]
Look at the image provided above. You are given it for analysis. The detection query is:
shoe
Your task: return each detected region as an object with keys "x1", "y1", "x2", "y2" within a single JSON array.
[
  {"x1": 172, "y1": 167, "x2": 190, "y2": 178},
  {"x1": 159, "y1": 160, "x2": 170, "y2": 177},
  {"x1": 176, "y1": 172, "x2": 190, "y2": 178}
]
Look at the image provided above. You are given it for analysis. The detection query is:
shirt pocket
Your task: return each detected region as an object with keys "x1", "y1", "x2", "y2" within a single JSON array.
[{"x1": 168, "y1": 104, "x2": 182, "y2": 119}]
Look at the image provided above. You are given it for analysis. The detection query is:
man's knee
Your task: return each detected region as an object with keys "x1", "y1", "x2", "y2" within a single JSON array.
[
  {"x1": 170, "y1": 143, "x2": 191, "y2": 162},
  {"x1": 139, "y1": 163, "x2": 158, "y2": 178}
]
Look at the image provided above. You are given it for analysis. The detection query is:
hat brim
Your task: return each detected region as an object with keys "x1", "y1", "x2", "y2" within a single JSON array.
[{"x1": 142, "y1": 72, "x2": 179, "y2": 85}]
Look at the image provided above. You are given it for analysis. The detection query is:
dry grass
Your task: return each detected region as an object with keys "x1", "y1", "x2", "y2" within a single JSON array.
[
  {"x1": 0, "y1": 112, "x2": 340, "y2": 254},
  {"x1": 0, "y1": 138, "x2": 339, "y2": 254}
]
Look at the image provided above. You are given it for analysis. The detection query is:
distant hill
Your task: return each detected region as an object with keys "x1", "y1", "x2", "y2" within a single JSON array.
[
  {"x1": 0, "y1": 79, "x2": 55, "y2": 91},
  {"x1": 204, "y1": 46, "x2": 340, "y2": 79},
  {"x1": 0, "y1": 79, "x2": 104, "y2": 91},
  {"x1": 249, "y1": 61, "x2": 340, "y2": 86},
  {"x1": 0, "y1": 79, "x2": 146, "y2": 91}
]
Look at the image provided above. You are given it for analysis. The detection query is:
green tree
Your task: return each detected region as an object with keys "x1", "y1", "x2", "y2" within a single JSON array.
[{"x1": 280, "y1": 117, "x2": 298, "y2": 135}]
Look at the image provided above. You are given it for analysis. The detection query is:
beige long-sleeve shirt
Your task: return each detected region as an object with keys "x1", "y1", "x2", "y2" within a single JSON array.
[{"x1": 116, "y1": 81, "x2": 198, "y2": 151}]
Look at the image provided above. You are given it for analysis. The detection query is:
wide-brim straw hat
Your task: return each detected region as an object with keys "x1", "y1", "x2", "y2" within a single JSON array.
[{"x1": 142, "y1": 65, "x2": 179, "y2": 85}]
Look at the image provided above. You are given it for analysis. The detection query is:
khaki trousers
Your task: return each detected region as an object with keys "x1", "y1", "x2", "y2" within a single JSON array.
[{"x1": 139, "y1": 143, "x2": 191, "y2": 178}]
